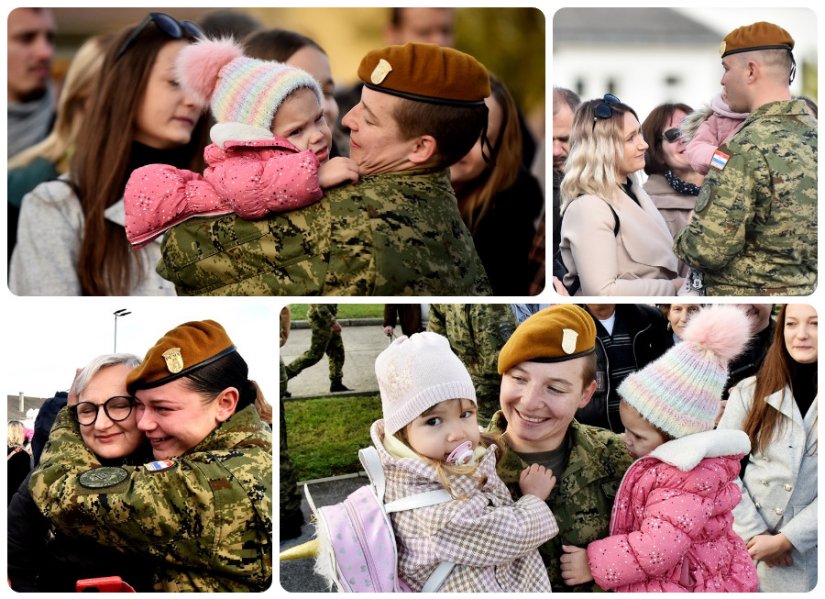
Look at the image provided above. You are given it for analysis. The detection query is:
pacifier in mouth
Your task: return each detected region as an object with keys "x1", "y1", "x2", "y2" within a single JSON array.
[{"x1": 446, "y1": 440, "x2": 474, "y2": 465}]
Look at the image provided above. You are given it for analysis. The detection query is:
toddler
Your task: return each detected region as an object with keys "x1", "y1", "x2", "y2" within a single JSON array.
[
  {"x1": 372, "y1": 332, "x2": 558, "y2": 592},
  {"x1": 560, "y1": 305, "x2": 758, "y2": 592},
  {"x1": 124, "y1": 38, "x2": 358, "y2": 248},
  {"x1": 681, "y1": 92, "x2": 748, "y2": 175}
]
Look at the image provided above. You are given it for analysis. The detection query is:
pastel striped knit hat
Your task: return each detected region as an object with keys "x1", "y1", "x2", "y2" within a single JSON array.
[
  {"x1": 376, "y1": 332, "x2": 476, "y2": 436},
  {"x1": 176, "y1": 37, "x2": 322, "y2": 133},
  {"x1": 618, "y1": 305, "x2": 751, "y2": 439}
]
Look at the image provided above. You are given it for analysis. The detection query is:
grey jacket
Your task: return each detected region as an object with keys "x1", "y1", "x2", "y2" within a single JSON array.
[
  {"x1": 718, "y1": 376, "x2": 818, "y2": 592},
  {"x1": 9, "y1": 177, "x2": 174, "y2": 296}
]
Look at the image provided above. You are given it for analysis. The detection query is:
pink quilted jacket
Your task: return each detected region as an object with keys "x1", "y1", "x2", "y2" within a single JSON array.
[
  {"x1": 587, "y1": 429, "x2": 758, "y2": 592},
  {"x1": 124, "y1": 137, "x2": 322, "y2": 248}
]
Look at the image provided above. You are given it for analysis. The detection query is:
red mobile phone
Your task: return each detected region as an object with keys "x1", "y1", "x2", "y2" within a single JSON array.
[{"x1": 76, "y1": 576, "x2": 136, "y2": 592}]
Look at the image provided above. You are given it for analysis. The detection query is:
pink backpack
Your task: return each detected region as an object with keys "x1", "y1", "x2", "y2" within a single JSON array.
[{"x1": 306, "y1": 446, "x2": 454, "y2": 592}]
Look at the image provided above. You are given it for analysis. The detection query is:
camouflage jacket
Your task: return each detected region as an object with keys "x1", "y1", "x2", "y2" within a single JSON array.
[
  {"x1": 427, "y1": 304, "x2": 517, "y2": 403},
  {"x1": 29, "y1": 404, "x2": 272, "y2": 592},
  {"x1": 306, "y1": 304, "x2": 337, "y2": 329},
  {"x1": 673, "y1": 99, "x2": 817, "y2": 295},
  {"x1": 157, "y1": 168, "x2": 491, "y2": 296},
  {"x1": 490, "y1": 411, "x2": 632, "y2": 592}
]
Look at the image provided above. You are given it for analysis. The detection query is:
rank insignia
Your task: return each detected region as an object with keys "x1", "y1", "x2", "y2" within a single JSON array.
[
  {"x1": 78, "y1": 466, "x2": 129, "y2": 489},
  {"x1": 162, "y1": 347, "x2": 184, "y2": 373}
]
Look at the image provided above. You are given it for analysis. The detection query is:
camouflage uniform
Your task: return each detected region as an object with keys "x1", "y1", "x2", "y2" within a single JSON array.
[
  {"x1": 674, "y1": 99, "x2": 817, "y2": 295},
  {"x1": 279, "y1": 305, "x2": 304, "y2": 536},
  {"x1": 427, "y1": 304, "x2": 517, "y2": 421},
  {"x1": 157, "y1": 169, "x2": 491, "y2": 296},
  {"x1": 29, "y1": 404, "x2": 272, "y2": 592},
  {"x1": 285, "y1": 304, "x2": 344, "y2": 385},
  {"x1": 490, "y1": 411, "x2": 632, "y2": 592}
]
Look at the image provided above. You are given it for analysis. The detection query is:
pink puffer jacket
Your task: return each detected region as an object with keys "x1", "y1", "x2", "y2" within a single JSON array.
[
  {"x1": 124, "y1": 136, "x2": 322, "y2": 248},
  {"x1": 587, "y1": 429, "x2": 758, "y2": 592}
]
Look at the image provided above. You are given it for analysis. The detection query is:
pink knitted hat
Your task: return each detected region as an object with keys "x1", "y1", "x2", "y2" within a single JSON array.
[
  {"x1": 618, "y1": 305, "x2": 751, "y2": 438},
  {"x1": 375, "y1": 332, "x2": 476, "y2": 435},
  {"x1": 176, "y1": 37, "x2": 322, "y2": 132}
]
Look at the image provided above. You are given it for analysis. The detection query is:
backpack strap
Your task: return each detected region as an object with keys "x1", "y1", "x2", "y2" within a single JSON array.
[
  {"x1": 358, "y1": 446, "x2": 387, "y2": 502},
  {"x1": 421, "y1": 561, "x2": 456, "y2": 592},
  {"x1": 384, "y1": 489, "x2": 453, "y2": 513}
]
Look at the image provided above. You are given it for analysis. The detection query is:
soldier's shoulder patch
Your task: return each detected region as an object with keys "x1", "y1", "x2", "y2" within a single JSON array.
[
  {"x1": 78, "y1": 466, "x2": 129, "y2": 489},
  {"x1": 710, "y1": 148, "x2": 731, "y2": 170},
  {"x1": 144, "y1": 459, "x2": 176, "y2": 472}
]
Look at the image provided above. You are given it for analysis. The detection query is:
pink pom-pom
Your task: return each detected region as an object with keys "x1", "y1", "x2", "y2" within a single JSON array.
[
  {"x1": 176, "y1": 37, "x2": 243, "y2": 104},
  {"x1": 681, "y1": 305, "x2": 752, "y2": 362}
]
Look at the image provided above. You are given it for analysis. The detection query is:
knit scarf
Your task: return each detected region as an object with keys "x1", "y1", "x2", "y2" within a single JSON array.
[
  {"x1": 7, "y1": 86, "x2": 54, "y2": 158},
  {"x1": 664, "y1": 170, "x2": 701, "y2": 196}
]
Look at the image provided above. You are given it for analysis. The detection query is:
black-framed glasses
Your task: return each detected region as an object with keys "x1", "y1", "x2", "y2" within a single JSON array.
[
  {"x1": 662, "y1": 128, "x2": 682, "y2": 143},
  {"x1": 114, "y1": 12, "x2": 204, "y2": 62},
  {"x1": 594, "y1": 93, "x2": 621, "y2": 121},
  {"x1": 70, "y1": 396, "x2": 137, "y2": 426}
]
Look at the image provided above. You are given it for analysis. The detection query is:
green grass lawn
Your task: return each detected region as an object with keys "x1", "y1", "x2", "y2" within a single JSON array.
[
  {"x1": 283, "y1": 393, "x2": 382, "y2": 481},
  {"x1": 288, "y1": 304, "x2": 385, "y2": 321}
]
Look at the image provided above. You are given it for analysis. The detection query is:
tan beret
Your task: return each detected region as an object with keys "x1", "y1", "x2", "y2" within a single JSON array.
[
  {"x1": 721, "y1": 21, "x2": 794, "y2": 57},
  {"x1": 357, "y1": 42, "x2": 490, "y2": 106},
  {"x1": 127, "y1": 320, "x2": 236, "y2": 394},
  {"x1": 497, "y1": 305, "x2": 596, "y2": 374}
]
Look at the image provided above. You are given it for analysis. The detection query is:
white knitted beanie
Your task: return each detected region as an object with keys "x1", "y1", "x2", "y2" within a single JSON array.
[{"x1": 375, "y1": 332, "x2": 476, "y2": 435}]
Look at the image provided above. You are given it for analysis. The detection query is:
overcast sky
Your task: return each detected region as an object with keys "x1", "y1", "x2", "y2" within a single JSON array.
[{"x1": 4, "y1": 297, "x2": 283, "y2": 401}]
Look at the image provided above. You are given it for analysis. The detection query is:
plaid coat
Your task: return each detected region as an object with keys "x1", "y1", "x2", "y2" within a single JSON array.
[{"x1": 370, "y1": 420, "x2": 556, "y2": 592}]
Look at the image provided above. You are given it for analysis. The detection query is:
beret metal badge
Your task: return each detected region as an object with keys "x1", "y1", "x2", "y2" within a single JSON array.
[
  {"x1": 162, "y1": 347, "x2": 184, "y2": 374},
  {"x1": 79, "y1": 466, "x2": 129, "y2": 489},
  {"x1": 561, "y1": 328, "x2": 578, "y2": 355},
  {"x1": 371, "y1": 58, "x2": 392, "y2": 84}
]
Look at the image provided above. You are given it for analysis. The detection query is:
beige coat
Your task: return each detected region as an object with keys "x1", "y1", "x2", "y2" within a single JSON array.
[
  {"x1": 560, "y1": 178, "x2": 678, "y2": 295},
  {"x1": 643, "y1": 174, "x2": 696, "y2": 277}
]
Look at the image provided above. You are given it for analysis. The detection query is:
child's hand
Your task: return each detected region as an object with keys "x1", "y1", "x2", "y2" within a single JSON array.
[
  {"x1": 319, "y1": 157, "x2": 359, "y2": 189},
  {"x1": 560, "y1": 545, "x2": 593, "y2": 586},
  {"x1": 518, "y1": 463, "x2": 556, "y2": 500}
]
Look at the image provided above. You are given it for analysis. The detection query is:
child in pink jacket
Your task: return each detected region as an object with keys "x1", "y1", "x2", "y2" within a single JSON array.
[
  {"x1": 124, "y1": 38, "x2": 358, "y2": 248},
  {"x1": 681, "y1": 92, "x2": 748, "y2": 175},
  {"x1": 560, "y1": 305, "x2": 758, "y2": 592},
  {"x1": 371, "y1": 332, "x2": 559, "y2": 592}
]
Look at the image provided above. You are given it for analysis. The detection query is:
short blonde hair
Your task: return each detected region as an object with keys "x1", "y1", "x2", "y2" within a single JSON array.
[{"x1": 560, "y1": 97, "x2": 640, "y2": 211}]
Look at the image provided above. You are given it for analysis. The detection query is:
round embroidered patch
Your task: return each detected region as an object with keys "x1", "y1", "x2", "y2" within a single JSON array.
[{"x1": 78, "y1": 466, "x2": 129, "y2": 489}]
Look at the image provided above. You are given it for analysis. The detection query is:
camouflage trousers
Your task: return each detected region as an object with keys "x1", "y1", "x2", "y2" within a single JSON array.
[
  {"x1": 280, "y1": 358, "x2": 303, "y2": 526},
  {"x1": 285, "y1": 325, "x2": 345, "y2": 383}
]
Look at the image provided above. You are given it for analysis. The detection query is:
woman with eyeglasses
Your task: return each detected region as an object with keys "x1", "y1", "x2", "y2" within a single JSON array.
[
  {"x1": 640, "y1": 103, "x2": 706, "y2": 260},
  {"x1": 717, "y1": 304, "x2": 818, "y2": 592},
  {"x1": 559, "y1": 95, "x2": 681, "y2": 296},
  {"x1": 29, "y1": 320, "x2": 272, "y2": 592},
  {"x1": 8, "y1": 353, "x2": 156, "y2": 591},
  {"x1": 449, "y1": 75, "x2": 544, "y2": 295},
  {"x1": 10, "y1": 13, "x2": 210, "y2": 296}
]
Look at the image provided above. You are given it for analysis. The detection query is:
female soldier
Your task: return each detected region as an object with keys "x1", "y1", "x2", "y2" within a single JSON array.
[{"x1": 29, "y1": 320, "x2": 272, "y2": 591}]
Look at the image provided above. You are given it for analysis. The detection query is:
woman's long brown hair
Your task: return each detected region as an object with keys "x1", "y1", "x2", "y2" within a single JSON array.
[{"x1": 72, "y1": 23, "x2": 206, "y2": 295}]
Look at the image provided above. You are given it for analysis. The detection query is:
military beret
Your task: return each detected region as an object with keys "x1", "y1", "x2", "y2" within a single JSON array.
[
  {"x1": 721, "y1": 21, "x2": 794, "y2": 57},
  {"x1": 497, "y1": 305, "x2": 596, "y2": 374},
  {"x1": 126, "y1": 320, "x2": 236, "y2": 394},
  {"x1": 357, "y1": 42, "x2": 490, "y2": 106}
]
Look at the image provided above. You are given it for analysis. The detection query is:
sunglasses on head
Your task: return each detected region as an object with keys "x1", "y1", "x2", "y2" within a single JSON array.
[
  {"x1": 114, "y1": 12, "x2": 204, "y2": 62},
  {"x1": 662, "y1": 128, "x2": 682, "y2": 143},
  {"x1": 593, "y1": 93, "x2": 621, "y2": 121}
]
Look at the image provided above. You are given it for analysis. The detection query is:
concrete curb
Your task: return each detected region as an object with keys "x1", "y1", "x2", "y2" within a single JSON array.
[
  {"x1": 283, "y1": 388, "x2": 379, "y2": 402},
  {"x1": 290, "y1": 317, "x2": 386, "y2": 330}
]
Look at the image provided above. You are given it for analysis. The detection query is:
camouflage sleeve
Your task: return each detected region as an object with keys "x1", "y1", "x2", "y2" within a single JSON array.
[
  {"x1": 470, "y1": 304, "x2": 516, "y2": 382},
  {"x1": 430, "y1": 494, "x2": 558, "y2": 566},
  {"x1": 426, "y1": 304, "x2": 446, "y2": 335},
  {"x1": 307, "y1": 304, "x2": 336, "y2": 328},
  {"x1": 673, "y1": 147, "x2": 764, "y2": 270}
]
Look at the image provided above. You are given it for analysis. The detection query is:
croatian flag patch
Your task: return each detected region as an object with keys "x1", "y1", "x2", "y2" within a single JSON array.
[
  {"x1": 711, "y1": 149, "x2": 730, "y2": 170},
  {"x1": 144, "y1": 459, "x2": 175, "y2": 472}
]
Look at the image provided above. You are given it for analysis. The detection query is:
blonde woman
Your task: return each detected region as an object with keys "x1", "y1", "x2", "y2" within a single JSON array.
[
  {"x1": 559, "y1": 94, "x2": 681, "y2": 296},
  {"x1": 7, "y1": 420, "x2": 31, "y2": 505}
]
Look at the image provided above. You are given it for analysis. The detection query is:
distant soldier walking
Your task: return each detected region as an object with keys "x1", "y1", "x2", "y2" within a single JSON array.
[
  {"x1": 674, "y1": 21, "x2": 817, "y2": 295},
  {"x1": 285, "y1": 304, "x2": 350, "y2": 393}
]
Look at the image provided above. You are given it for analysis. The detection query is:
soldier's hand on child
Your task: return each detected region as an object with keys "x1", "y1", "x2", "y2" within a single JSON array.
[
  {"x1": 518, "y1": 463, "x2": 556, "y2": 500},
  {"x1": 319, "y1": 157, "x2": 360, "y2": 189},
  {"x1": 560, "y1": 545, "x2": 594, "y2": 585}
]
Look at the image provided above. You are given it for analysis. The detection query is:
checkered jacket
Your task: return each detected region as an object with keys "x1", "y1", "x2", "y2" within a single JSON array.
[{"x1": 369, "y1": 420, "x2": 556, "y2": 592}]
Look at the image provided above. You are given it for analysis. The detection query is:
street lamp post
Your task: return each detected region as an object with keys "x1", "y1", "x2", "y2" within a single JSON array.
[{"x1": 113, "y1": 308, "x2": 132, "y2": 352}]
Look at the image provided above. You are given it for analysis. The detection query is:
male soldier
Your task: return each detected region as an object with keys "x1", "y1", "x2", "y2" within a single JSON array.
[
  {"x1": 427, "y1": 303, "x2": 517, "y2": 422},
  {"x1": 158, "y1": 43, "x2": 491, "y2": 296},
  {"x1": 490, "y1": 305, "x2": 632, "y2": 591},
  {"x1": 674, "y1": 22, "x2": 817, "y2": 295},
  {"x1": 285, "y1": 304, "x2": 350, "y2": 393},
  {"x1": 7, "y1": 7, "x2": 56, "y2": 158}
]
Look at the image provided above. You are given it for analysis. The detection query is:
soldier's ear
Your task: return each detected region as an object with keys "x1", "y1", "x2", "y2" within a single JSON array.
[
  {"x1": 577, "y1": 380, "x2": 597, "y2": 409},
  {"x1": 408, "y1": 135, "x2": 437, "y2": 165},
  {"x1": 214, "y1": 387, "x2": 240, "y2": 422}
]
